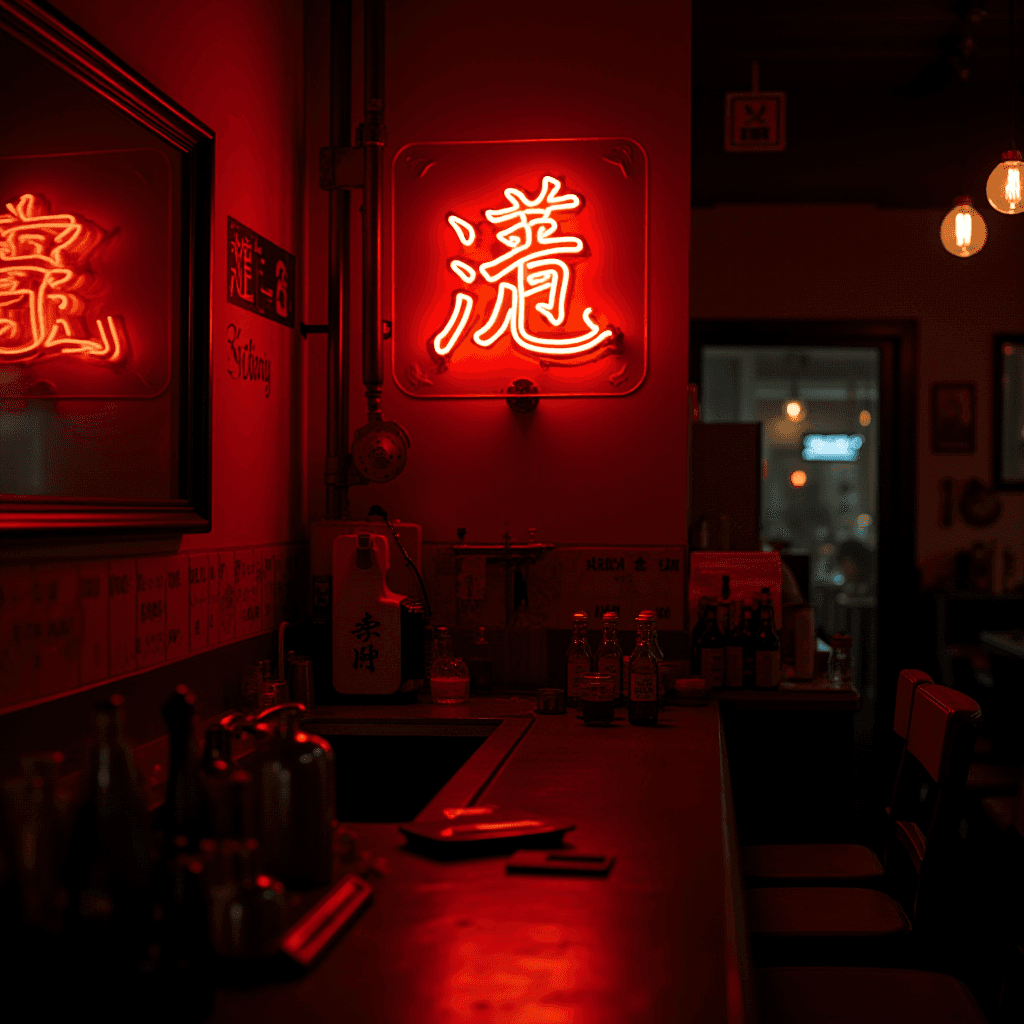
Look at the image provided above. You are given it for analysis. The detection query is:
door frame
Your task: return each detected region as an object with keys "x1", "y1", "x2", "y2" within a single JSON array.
[{"x1": 689, "y1": 319, "x2": 918, "y2": 740}]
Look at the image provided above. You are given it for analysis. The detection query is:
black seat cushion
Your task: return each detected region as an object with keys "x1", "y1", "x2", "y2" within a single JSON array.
[
  {"x1": 747, "y1": 887, "x2": 910, "y2": 938},
  {"x1": 757, "y1": 966, "x2": 988, "y2": 1023},
  {"x1": 743, "y1": 844, "x2": 884, "y2": 885}
]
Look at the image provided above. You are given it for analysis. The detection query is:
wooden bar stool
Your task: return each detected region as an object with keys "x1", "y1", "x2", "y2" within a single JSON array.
[
  {"x1": 757, "y1": 966, "x2": 988, "y2": 1023},
  {"x1": 747, "y1": 683, "x2": 982, "y2": 964},
  {"x1": 743, "y1": 669, "x2": 931, "y2": 887}
]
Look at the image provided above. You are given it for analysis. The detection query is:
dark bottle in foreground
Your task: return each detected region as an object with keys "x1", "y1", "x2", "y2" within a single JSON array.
[
  {"x1": 64, "y1": 697, "x2": 154, "y2": 1008},
  {"x1": 754, "y1": 589, "x2": 781, "y2": 689},
  {"x1": 628, "y1": 616, "x2": 659, "y2": 726},
  {"x1": 566, "y1": 611, "x2": 593, "y2": 708}
]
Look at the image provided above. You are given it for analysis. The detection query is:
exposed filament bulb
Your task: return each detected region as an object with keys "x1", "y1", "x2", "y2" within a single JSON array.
[
  {"x1": 986, "y1": 151, "x2": 1024, "y2": 214},
  {"x1": 940, "y1": 197, "x2": 987, "y2": 257}
]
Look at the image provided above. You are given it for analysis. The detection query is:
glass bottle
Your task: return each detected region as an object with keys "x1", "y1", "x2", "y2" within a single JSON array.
[
  {"x1": 690, "y1": 597, "x2": 711, "y2": 678},
  {"x1": 596, "y1": 611, "x2": 624, "y2": 702},
  {"x1": 565, "y1": 611, "x2": 593, "y2": 708},
  {"x1": 754, "y1": 593, "x2": 781, "y2": 690},
  {"x1": 467, "y1": 626, "x2": 494, "y2": 695},
  {"x1": 741, "y1": 601, "x2": 756, "y2": 688},
  {"x1": 828, "y1": 633, "x2": 854, "y2": 690},
  {"x1": 628, "y1": 617, "x2": 659, "y2": 726},
  {"x1": 725, "y1": 595, "x2": 745, "y2": 690},
  {"x1": 640, "y1": 610, "x2": 669, "y2": 706},
  {"x1": 430, "y1": 626, "x2": 470, "y2": 703},
  {"x1": 700, "y1": 588, "x2": 726, "y2": 689},
  {"x1": 65, "y1": 696, "x2": 153, "y2": 974},
  {"x1": 161, "y1": 685, "x2": 202, "y2": 853}
]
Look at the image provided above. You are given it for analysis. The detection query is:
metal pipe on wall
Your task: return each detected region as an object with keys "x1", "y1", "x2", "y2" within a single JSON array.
[
  {"x1": 361, "y1": 0, "x2": 385, "y2": 422},
  {"x1": 326, "y1": 0, "x2": 353, "y2": 519}
]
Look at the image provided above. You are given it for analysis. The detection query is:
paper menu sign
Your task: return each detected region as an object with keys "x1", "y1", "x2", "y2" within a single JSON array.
[
  {"x1": 79, "y1": 561, "x2": 109, "y2": 685},
  {"x1": 0, "y1": 568, "x2": 39, "y2": 708},
  {"x1": 188, "y1": 554, "x2": 210, "y2": 651},
  {"x1": 165, "y1": 555, "x2": 188, "y2": 662},
  {"x1": 37, "y1": 564, "x2": 81, "y2": 697},
  {"x1": 136, "y1": 556, "x2": 167, "y2": 668},
  {"x1": 108, "y1": 559, "x2": 137, "y2": 677},
  {"x1": 234, "y1": 549, "x2": 261, "y2": 637}
]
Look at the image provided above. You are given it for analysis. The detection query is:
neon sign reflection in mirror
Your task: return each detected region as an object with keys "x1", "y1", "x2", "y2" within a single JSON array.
[
  {"x1": 801, "y1": 434, "x2": 864, "y2": 462},
  {"x1": 432, "y1": 175, "x2": 618, "y2": 360},
  {"x1": 0, "y1": 193, "x2": 126, "y2": 363}
]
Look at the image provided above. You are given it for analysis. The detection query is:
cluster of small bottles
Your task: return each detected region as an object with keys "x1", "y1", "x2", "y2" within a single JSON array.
[
  {"x1": 691, "y1": 575, "x2": 781, "y2": 690},
  {"x1": 565, "y1": 609, "x2": 670, "y2": 726},
  {"x1": 0, "y1": 678, "x2": 335, "y2": 1017}
]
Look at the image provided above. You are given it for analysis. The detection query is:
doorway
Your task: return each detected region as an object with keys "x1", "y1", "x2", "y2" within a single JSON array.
[{"x1": 690, "y1": 320, "x2": 918, "y2": 745}]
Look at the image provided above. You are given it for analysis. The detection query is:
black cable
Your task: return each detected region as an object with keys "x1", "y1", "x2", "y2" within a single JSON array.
[
  {"x1": 367, "y1": 505, "x2": 432, "y2": 621},
  {"x1": 1013, "y1": 0, "x2": 1018, "y2": 148}
]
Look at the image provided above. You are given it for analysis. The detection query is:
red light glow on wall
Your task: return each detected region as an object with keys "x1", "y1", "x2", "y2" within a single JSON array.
[
  {"x1": 393, "y1": 138, "x2": 647, "y2": 398},
  {"x1": 0, "y1": 193, "x2": 125, "y2": 363}
]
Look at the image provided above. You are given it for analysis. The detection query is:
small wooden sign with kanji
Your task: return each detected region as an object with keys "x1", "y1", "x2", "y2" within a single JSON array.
[{"x1": 725, "y1": 91, "x2": 786, "y2": 152}]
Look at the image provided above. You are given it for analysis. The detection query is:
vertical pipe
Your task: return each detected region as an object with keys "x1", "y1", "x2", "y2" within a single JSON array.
[
  {"x1": 326, "y1": 0, "x2": 352, "y2": 518},
  {"x1": 362, "y1": 0, "x2": 385, "y2": 421}
]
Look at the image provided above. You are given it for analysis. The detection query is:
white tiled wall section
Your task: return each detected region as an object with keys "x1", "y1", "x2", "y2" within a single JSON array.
[{"x1": 0, "y1": 545, "x2": 306, "y2": 711}]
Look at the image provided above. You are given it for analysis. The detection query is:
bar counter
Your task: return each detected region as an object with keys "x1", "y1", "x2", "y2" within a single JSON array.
[{"x1": 212, "y1": 697, "x2": 752, "y2": 1024}]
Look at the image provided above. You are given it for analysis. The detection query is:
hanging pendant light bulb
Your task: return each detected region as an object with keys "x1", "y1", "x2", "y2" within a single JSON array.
[
  {"x1": 940, "y1": 196, "x2": 987, "y2": 257},
  {"x1": 986, "y1": 151, "x2": 1024, "y2": 212}
]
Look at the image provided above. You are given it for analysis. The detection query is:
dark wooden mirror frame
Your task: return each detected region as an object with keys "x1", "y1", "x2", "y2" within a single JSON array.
[
  {"x1": 993, "y1": 333, "x2": 1024, "y2": 492},
  {"x1": 0, "y1": 0, "x2": 213, "y2": 534}
]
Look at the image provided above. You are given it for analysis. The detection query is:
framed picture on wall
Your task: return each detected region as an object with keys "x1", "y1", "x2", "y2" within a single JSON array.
[
  {"x1": 0, "y1": 0, "x2": 213, "y2": 533},
  {"x1": 931, "y1": 382, "x2": 976, "y2": 455},
  {"x1": 993, "y1": 335, "x2": 1024, "y2": 489}
]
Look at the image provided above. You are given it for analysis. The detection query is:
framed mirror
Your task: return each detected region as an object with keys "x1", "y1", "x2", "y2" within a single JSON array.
[
  {"x1": 0, "y1": 0, "x2": 213, "y2": 533},
  {"x1": 994, "y1": 334, "x2": 1024, "y2": 490}
]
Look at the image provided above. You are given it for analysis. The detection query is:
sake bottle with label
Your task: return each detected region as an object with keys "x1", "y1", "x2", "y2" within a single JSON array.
[
  {"x1": 596, "y1": 611, "x2": 623, "y2": 701},
  {"x1": 565, "y1": 611, "x2": 593, "y2": 708},
  {"x1": 628, "y1": 617, "x2": 659, "y2": 726}
]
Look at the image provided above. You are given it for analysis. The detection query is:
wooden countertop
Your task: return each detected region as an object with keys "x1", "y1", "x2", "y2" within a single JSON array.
[{"x1": 212, "y1": 699, "x2": 752, "y2": 1024}]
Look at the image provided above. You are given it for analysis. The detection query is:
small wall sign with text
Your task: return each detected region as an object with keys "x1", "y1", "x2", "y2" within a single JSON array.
[
  {"x1": 227, "y1": 216, "x2": 296, "y2": 327},
  {"x1": 226, "y1": 323, "x2": 271, "y2": 397},
  {"x1": 725, "y1": 62, "x2": 786, "y2": 153}
]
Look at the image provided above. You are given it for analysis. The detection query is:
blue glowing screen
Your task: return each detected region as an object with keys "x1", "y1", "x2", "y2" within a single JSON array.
[{"x1": 801, "y1": 434, "x2": 864, "y2": 462}]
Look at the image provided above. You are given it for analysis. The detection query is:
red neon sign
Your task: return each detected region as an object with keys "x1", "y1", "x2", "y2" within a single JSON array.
[
  {"x1": 393, "y1": 138, "x2": 648, "y2": 398},
  {"x1": 432, "y1": 175, "x2": 617, "y2": 360},
  {"x1": 0, "y1": 193, "x2": 125, "y2": 362}
]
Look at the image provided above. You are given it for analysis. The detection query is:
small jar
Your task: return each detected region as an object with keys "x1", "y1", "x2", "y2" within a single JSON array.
[
  {"x1": 430, "y1": 626, "x2": 470, "y2": 704},
  {"x1": 580, "y1": 673, "x2": 615, "y2": 724},
  {"x1": 827, "y1": 633, "x2": 854, "y2": 690}
]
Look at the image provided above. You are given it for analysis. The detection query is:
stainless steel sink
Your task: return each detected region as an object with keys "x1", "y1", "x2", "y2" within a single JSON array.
[{"x1": 301, "y1": 717, "x2": 532, "y2": 823}]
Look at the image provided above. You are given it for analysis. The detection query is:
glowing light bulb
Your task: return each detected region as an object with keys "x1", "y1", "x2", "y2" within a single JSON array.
[
  {"x1": 986, "y1": 150, "x2": 1024, "y2": 214},
  {"x1": 940, "y1": 197, "x2": 987, "y2": 257},
  {"x1": 859, "y1": 410, "x2": 871, "y2": 427},
  {"x1": 790, "y1": 469, "x2": 807, "y2": 488},
  {"x1": 785, "y1": 399, "x2": 806, "y2": 422}
]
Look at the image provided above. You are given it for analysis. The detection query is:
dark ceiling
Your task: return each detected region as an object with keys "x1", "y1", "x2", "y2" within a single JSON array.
[{"x1": 692, "y1": 1, "x2": 1024, "y2": 207}]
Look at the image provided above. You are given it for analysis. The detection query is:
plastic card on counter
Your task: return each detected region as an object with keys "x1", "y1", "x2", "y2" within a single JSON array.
[{"x1": 507, "y1": 850, "x2": 615, "y2": 875}]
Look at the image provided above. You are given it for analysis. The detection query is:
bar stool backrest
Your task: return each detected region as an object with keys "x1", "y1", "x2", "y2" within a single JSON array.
[
  {"x1": 889, "y1": 683, "x2": 982, "y2": 929},
  {"x1": 893, "y1": 669, "x2": 933, "y2": 739},
  {"x1": 905, "y1": 684, "x2": 982, "y2": 785}
]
